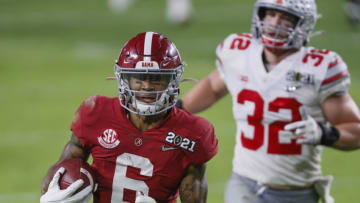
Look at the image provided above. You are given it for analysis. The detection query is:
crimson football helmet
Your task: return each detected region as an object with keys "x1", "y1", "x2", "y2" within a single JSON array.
[
  {"x1": 114, "y1": 32, "x2": 184, "y2": 115},
  {"x1": 251, "y1": 0, "x2": 318, "y2": 49}
]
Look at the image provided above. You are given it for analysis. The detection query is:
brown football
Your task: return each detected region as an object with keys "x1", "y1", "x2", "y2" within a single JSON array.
[{"x1": 51, "y1": 158, "x2": 96, "y2": 193}]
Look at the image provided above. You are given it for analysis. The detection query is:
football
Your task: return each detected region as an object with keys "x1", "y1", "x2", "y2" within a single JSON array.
[{"x1": 51, "y1": 158, "x2": 96, "y2": 193}]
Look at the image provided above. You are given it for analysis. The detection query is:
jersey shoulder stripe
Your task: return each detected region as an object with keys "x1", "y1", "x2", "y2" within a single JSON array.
[
  {"x1": 321, "y1": 70, "x2": 349, "y2": 86},
  {"x1": 319, "y1": 52, "x2": 350, "y2": 90},
  {"x1": 304, "y1": 48, "x2": 352, "y2": 102},
  {"x1": 328, "y1": 57, "x2": 342, "y2": 69}
]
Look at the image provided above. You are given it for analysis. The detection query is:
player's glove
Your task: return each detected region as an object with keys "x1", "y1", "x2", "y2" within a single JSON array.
[
  {"x1": 284, "y1": 115, "x2": 340, "y2": 146},
  {"x1": 135, "y1": 192, "x2": 157, "y2": 203},
  {"x1": 40, "y1": 167, "x2": 93, "y2": 203}
]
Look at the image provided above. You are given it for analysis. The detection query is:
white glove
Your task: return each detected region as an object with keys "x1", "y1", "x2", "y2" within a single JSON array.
[
  {"x1": 135, "y1": 192, "x2": 157, "y2": 203},
  {"x1": 40, "y1": 167, "x2": 93, "y2": 203},
  {"x1": 284, "y1": 115, "x2": 322, "y2": 145}
]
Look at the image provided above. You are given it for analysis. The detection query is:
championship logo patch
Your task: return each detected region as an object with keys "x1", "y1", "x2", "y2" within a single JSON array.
[
  {"x1": 285, "y1": 71, "x2": 315, "y2": 92},
  {"x1": 164, "y1": 132, "x2": 196, "y2": 152},
  {"x1": 98, "y1": 129, "x2": 120, "y2": 149},
  {"x1": 286, "y1": 71, "x2": 314, "y2": 85}
]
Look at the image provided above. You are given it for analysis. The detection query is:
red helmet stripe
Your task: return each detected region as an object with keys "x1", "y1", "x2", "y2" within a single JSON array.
[
  {"x1": 116, "y1": 32, "x2": 182, "y2": 69},
  {"x1": 143, "y1": 32, "x2": 154, "y2": 61}
]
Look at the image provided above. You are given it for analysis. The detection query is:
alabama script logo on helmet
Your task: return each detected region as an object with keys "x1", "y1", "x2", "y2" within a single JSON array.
[{"x1": 98, "y1": 129, "x2": 120, "y2": 149}]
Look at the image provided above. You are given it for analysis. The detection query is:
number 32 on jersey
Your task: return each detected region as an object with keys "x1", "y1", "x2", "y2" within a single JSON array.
[{"x1": 238, "y1": 89, "x2": 303, "y2": 155}]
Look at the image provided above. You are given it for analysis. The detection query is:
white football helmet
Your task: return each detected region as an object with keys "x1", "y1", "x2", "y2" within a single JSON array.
[
  {"x1": 115, "y1": 32, "x2": 183, "y2": 116},
  {"x1": 251, "y1": 0, "x2": 318, "y2": 49}
]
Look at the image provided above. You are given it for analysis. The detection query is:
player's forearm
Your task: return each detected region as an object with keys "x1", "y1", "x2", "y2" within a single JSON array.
[
  {"x1": 333, "y1": 122, "x2": 360, "y2": 150},
  {"x1": 41, "y1": 135, "x2": 89, "y2": 194},
  {"x1": 179, "y1": 175, "x2": 200, "y2": 203},
  {"x1": 41, "y1": 164, "x2": 58, "y2": 194},
  {"x1": 179, "y1": 176, "x2": 207, "y2": 203},
  {"x1": 198, "y1": 177, "x2": 208, "y2": 203},
  {"x1": 182, "y1": 78, "x2": 217, "y2": 113},
  {"x1": 179, "y1": 164, "x2": 207, "y2": 203},
  {"x1": 182, "y1": 70, "x2": 227, "y2": 114}
]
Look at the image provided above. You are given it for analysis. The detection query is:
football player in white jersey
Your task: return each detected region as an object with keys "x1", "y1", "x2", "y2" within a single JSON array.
[
  {"x1": 108, "y1": 0, "x2": 193, "y2": 25},
  {"x1": 344, "y1": 0, "x2": 360, "y2": 25},
  {"x1": 176, "y1": 0, "x2": 360, "y2": 202}
]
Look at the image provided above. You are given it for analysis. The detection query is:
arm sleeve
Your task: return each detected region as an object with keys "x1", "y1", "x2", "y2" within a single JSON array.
[
  {"x1": 187, "y1": 121, "x2": 218, "y2": 164},
  {"x1": 215, "y1": 33, "x2": 251, "y2": 82},
  {"x1": 216, "y1": 40, "x2": 226, "y2": 81},
  {"x1": 70, "y1": 95, "x2": 102, "y2": 149},
  {"x1": 318, "y1": 54, "x2": 350, "y2": 103}
]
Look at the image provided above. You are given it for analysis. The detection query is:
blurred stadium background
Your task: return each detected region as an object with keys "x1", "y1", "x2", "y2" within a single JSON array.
[{"x1": 1, "y1": 0, "x2": 359, "y2": 202}]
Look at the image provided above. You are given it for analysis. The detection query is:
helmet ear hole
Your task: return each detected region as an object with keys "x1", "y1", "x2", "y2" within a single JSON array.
[{"x1": 258, "y1": 7, "x2": 266, "y2": 20}]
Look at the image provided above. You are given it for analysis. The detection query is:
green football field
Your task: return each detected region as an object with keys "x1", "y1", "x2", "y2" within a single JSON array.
[{"x1": 1, "y1": 0, "x2": 360, "y2": 202}]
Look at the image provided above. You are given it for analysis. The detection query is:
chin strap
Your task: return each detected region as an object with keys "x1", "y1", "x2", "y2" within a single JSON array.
[
  {"x1": 180, "y1": 78, "x2": 199, "y2": 83},
  {"x1": 310, "y1": 30, "x2": 325, "y2": 38}
]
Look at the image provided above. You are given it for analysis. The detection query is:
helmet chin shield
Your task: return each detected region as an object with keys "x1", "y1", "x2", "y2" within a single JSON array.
[
  {"x1": 130, "y1": 89, "x2": 171, "y2": 115},
  {"x1": 252, "y1": 0, "x2": 318, "y2": 50}
]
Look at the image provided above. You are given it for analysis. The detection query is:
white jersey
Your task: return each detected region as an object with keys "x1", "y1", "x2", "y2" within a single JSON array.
[{"x1": 216, "y1": 33, "x2": 350, "y2": 187}]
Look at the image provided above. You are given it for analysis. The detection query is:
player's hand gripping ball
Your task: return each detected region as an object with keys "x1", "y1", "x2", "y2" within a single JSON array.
[
  {"x1": 50, "y1": 158, "x2": 96, "y2": 193},
  {"x1": 41, "y1": 158, "x2": 97, "y2": 203}
]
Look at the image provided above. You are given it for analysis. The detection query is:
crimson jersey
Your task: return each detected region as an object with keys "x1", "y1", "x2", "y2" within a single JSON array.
[{"x1": 71, "y1": 95, "x2": 218, "y2": 203}]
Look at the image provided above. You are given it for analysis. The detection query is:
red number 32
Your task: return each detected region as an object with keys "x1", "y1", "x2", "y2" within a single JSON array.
[
  {"x1": 302, "y1": 48, "x2": 329, "y2": 67},
  {"x1": 237, "y1": 89, "x2": 302, "y2": 155}
]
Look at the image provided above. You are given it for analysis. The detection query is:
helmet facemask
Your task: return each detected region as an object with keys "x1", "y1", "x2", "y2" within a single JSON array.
[
  {"x1": 256, "y1": 8, "x2": 300, "y2": 49},
  {"x1": 115, "y1": 64, "x2": 183, "y2": 116},
  {"x1": 252, "y1": 0, "x2": 318, "y2": 50}
]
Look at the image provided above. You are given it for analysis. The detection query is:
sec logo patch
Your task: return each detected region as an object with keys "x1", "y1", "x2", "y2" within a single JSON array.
[{"x1": 98, "y1": 129, "x2": 120, "y2": 149}]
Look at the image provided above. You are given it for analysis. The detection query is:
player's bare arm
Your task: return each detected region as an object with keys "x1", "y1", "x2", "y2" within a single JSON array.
[
  {"x1": 41, "y1": 133, "x2": 89, "y2": 194},
  {"x1": 182, "y1": 69, "x2": 228, "y2": 113},
  {"x1": 322, "y1": 93, "x2": 360, "y2": 150},
  {"x1": 179, "y1": 163, "x2": 207, "y2": 203}
]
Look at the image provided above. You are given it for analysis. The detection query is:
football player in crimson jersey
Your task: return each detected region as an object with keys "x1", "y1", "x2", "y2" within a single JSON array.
[
  {"x1": 177, "y1": 0, "x2": 360, "y2": 203},
  {"x1": 40, "y1": 32, "x2": 218, "y2": 203}
]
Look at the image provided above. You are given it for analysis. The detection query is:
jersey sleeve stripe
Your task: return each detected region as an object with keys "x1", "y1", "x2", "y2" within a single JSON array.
[
  {"x1": 236, "y1": 33, "x2": 252, "y2": 39},
  {"x1": 321, "y1": 70, "x2": 349, "y2": 85},
  {"x1": 328, "y1": 58, "x2": 342, "y2": 69}
]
